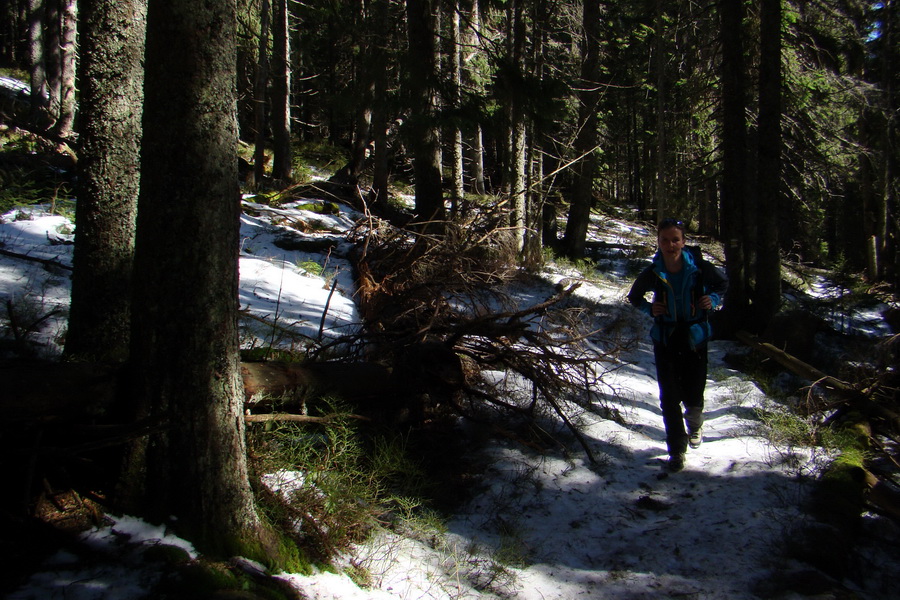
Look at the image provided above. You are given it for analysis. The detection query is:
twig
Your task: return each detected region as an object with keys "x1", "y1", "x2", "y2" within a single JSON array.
[
  {"x1": 244, "y1": 412, "x2": 371, "y2": 423},
  {"x1": 318, "y1": 278, "x2": 338, "y2": 341}
]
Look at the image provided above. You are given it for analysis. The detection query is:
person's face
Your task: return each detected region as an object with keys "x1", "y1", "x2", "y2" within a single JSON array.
[{"x1": 658, "y1": 225, "x2": 685, "y2": 261}]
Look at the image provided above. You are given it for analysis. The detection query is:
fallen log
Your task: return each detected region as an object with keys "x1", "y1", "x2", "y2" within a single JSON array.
[
  {"x1": 241, "y1": 360, "x2": 394, "y2": 404},
  {"x1": 856, "y1": 466, "x2": 900, "y2": 522},
  {"x1": 739, "y1": 329, "x2": 900, "y2": 524},
  {"x1": 244, "y1": 412, "x2": 371, "y2": 424},
  {"x1": 735, "y1": 330, "x2": 856, "y2": 395},
  {"x1": 736, "y1": 330, "x2": 900, "y2": 436},
  {"x1": 3, "y1": 360, "x2": 395, "y2": 422}
]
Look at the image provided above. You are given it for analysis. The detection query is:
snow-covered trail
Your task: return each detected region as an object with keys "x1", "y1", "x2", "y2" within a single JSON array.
[{"x1": 337, "y1": 336, "x2": 816, "y2": 600}]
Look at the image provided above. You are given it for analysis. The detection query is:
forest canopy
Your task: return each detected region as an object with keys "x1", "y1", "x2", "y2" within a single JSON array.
[{"x1": 1, "y1": 0, "x2": 896, "y2": 301}]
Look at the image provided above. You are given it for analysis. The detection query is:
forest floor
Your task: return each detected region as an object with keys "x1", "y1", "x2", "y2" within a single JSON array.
[{"x1": 1, "y1": 165, "x2": 899, "y2": 599}]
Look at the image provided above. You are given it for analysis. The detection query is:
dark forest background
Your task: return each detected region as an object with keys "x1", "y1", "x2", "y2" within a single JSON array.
[{"x1": 3, "y1": 0, "x2": 897, "y2": 317}]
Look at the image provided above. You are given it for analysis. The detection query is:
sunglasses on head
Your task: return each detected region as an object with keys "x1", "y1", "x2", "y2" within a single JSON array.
[{"x1": 658, "y1": 218, "x2": 685, "y2": 230}]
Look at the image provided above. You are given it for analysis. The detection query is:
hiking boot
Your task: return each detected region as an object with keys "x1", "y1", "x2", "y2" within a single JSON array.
[
  {"x1": 667, "y1": 453, "x2": 685, "y2": 472},
  {"x1": 689, "y1": 427, "x2": 703, "y2": 449}
]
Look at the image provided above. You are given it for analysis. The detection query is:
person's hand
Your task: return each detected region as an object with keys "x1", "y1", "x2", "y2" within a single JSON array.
[
  {"x1": 698, "y1": 295, "x2": 713, "y2": 310},
  {"x1": 651, "y1": 301, "x2": 667, "y2": 317}
]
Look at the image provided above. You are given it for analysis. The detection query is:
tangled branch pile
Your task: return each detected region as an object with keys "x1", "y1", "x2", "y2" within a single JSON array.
[{"x1": 330, "y1": 205, "x2": 626, "y2": 461}]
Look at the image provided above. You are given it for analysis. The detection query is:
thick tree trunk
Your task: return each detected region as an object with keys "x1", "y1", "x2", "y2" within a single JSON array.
[
  {"x1": 370, "y1": 74, "x2": 391, "y2": 211},
  {"x1": 653, "y1": 0, "x2": 667, "y2": 220},
  {"x1": 125, "y1": 0, "x2": 274, "y2": 559},
  {"x1": 252, "y1": 0, "x2": 270, "y2": 187},
  {"x1": 406, "y1": 0, "x2": 445, "y2": 230},
  {"x1": 506, "y1": 0, "x2": 527, "y2": 253},
  {"x1": 368, "y1": 0, "x2": 393, "y2": 211},
  {"x1": 719, "y1": 0, "x2": 750, "y2": 334},
  {"x1": 270, "y1": 0, "x2": 292, "y2": 181},
  {"x1": 755, "y1": 0, "x2": 783, "y2": 327},
  {"x1": 27, "y1": 0, "x2": 47, "y2": 121},
  {"x1": 510, "y1": 117, "x2": 527, "y2": 252},
  {"x1": 343, "y1": 86, "x2": 373, "y2": 185},
  {"x1": 449, "y1": 0, "x2": 465, "y2": 215},
  {"x1": 562, "y1": 0, "x2": 600, "y2": 259},
  {"x1": 461, "y1": 0, "x2": 486, "y2": 196},
  {"x1": 54, "y1": 0, "x2": 76, "y2": 138},
  {"x1": 65, "y1": 0, "x2": 146, "y2": 362},
  {"x1": 44, "y1": 0, "x2": 61, "y2": 125}
]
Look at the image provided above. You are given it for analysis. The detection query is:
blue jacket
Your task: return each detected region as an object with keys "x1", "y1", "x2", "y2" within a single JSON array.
[{"x1": 627, "y1": 246, "x2": 728, "y2": 349}]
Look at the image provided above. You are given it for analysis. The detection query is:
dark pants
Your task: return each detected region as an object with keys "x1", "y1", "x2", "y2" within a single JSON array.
[{"x1": 654, "y1": 339, "x2": 708, "y2": 456}]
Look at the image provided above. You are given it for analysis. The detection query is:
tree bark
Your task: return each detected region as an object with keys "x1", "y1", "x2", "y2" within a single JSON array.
[
  {"x1": 54, "y1": 0, "x2": 76, "y2": 138},
  {"x1": 252, "y1": 0, "x2": 270, "y2": 187},
  {"x1": 449, "y1": 0, "x2": 465, "y2": 215},
  {"x1": 368, "y1": 0, "x2": 395, "y2": 212},
  {"x1": 124, "y1": 0, "x2": 274, "y2": 559},
  {"x1": 505, "y1": 0, "x2": 527, "y2": 253},
  {"x1": 406, "y1": 0, "x2": 445, "y2": 230},
  {"x1": 270, "y1": 0, "x2": 292, "y2": 181},
  {"x1": 755, "y1": 0, "x2": 783, "y2": 326},
  {"x1": 719, "y1": 0, "x2": 750, "y2": 334},
  {"x1": 341, "y1": 0, "x2": 374, "y2": 187},
  {"x1": 65, "y1": 0, "x2": 146, "y2": 363},
  {"x1": 653, "y1": 0, "x2": 667, "y2": 221},
  {"x1": 27, "y1": 0, "x2": 47, "y2": 122},
  {"x1": 45, "y1": 0, "x2": 60, "y2": 121},
  {"x1": 562, "y1": 0, "x2": 601, "y2": 259},
  {"x1": 462, "y1": 0, "x2": 486, "y2": 196}
]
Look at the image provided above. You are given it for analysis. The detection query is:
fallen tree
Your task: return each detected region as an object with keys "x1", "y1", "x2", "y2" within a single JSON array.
[
  {"x1": 332, "y1": 209, "x2": 630, "y2": 463},
  {"x1": 737, "y1": 329, "x2": 900, "y2": 523},
  {"x1": 2, "y1": 359, "x2": 393, "y2": 423},
  {"x1": 736, "y1": 329, "x2": 900, "y2": 439}
]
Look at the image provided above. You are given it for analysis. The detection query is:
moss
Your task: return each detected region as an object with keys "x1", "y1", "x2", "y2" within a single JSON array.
[
  {"x1": 159, "y1": 559, "x2": 242, "y2": 595},
  {"x1": 223, "y1": 524, "x2": 312, "y2": 576},
  {"x1": 813, "y1": 448, "x2": 867, "y2": 530},
  {"x1": 143, "y1": 543, "x2": 193, "y2": 565},
  {"x1": 153, "y1": 558, "x2": 296, "y2": 600},
  {"x1": 294, "y1": 201, "x2": 340, "y2": 215}
]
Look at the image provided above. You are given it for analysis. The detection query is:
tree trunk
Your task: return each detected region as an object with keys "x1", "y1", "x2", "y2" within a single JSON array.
[
  {"x1": 876, "y1": 0, "x2": 896, "y2": 284},
  {"x1": 270, "y1": 0, "x2": 292, "y2": 181},
  {"x1": 755, "y1": 0, "x2": 782, "y2": 326},
  {"x1": 653, "y1": 0, "x2": 667, "y2": 220},
  {"x1": 406, "y1": 0, "x2": 445, "y2": 230},
  {"x1": 344, "y1": 83, "x2": 373, "y2": 185},
  {"x1": 562, "y1": 0, "x2": 600, "y2": 259},
  {"x1": 65, "y1": 0, "x2": 146, "y2": 363},
  {"x1": 54, "y1": 0, "x2": 76, "y2": 138},
  {"x1": 719, "y1": 0, "x2": 750, "y2": 333},
  {"x1": 370, "y1": 67, "x2": 391, "y2": 211},
  {"x1": 252, "y1": 0, "x2": 270, "y2": 187},
  {"x1": 27, "y1": 0, "x2": 47, "y2": 121},
  {"x1": 462, "y1": 0, "x2": 486, "y2": 195},
  {"x1": 368, "y1": 0, "x2": 393, "y2": 211},
  {"x1": 124, "y1": 0, "x2": 276, "y2": 560},
  {"x1": 342, "y1": 0, "x2": 374, "y2": 187},
  {"x1": 504, "y1": 0, "x2": 527, "y2": 253},
  {"x1": 44, "y1": 0, "x2": 60, "y2": 123},
  {"x1": 449, "y1": 0, "x2": 465, "y2": 215}
]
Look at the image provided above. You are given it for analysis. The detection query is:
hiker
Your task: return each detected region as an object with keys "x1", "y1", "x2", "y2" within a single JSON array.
[{"x1": 627, "y1": 218, "x2": 728, "y2": 472}]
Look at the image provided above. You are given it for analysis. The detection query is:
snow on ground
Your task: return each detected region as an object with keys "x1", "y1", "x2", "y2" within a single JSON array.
[{"x1": 2, "y1": 202, "x2": 897, "y2": 600}]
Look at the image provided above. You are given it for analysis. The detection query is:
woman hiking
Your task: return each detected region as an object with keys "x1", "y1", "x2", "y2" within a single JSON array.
[{"x1": 627, "y1": 218, "x2": 728, "y2": 472}]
